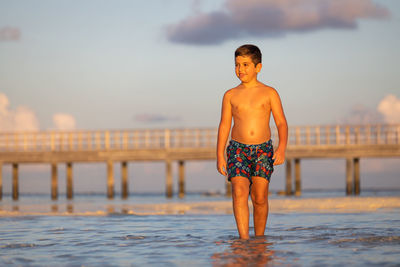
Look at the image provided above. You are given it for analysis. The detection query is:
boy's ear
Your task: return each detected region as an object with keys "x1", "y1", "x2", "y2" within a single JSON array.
[{"x1": 255, "y1": 63, "x2": 262, "y2": 73}]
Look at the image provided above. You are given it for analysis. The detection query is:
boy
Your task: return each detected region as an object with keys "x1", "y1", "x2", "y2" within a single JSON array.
[{"x1": 217, "y1": 44, "x2": 288, "y2": 239}]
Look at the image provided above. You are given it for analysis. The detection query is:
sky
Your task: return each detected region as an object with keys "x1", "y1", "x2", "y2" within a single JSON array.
[{"x1": 0, "y1": 0, "x2": 399, "y2": 195}]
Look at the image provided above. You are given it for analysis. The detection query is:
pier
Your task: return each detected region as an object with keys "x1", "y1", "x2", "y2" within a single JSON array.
[{"x1": 0, "y1": 124, "x2": 399, "y2": 200}]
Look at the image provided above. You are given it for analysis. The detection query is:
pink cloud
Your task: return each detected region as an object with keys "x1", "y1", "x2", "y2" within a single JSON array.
[
  {"x1": 0, "y1": 93, "x2": 39, "y2": 132},
  {"x1": 0, "y1": 92, "x2": 77, "y2": 132},
  {"x1": 0, "y1": 26, "x2": 21, "y2": 42},
  {"x1": 338, "y1": 94, "x2": 400, "y2": 125},
  {"x1": 338, "y1": 104, "x2": 383, "y2": 124},
  {"x1": 377, "y1": 94, "x2": 400, "y2": 124},
  {"x1": 52, "y1": 113, "x2": 77, "y2": 130}
]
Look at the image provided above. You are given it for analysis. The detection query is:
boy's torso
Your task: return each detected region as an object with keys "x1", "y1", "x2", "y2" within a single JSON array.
[{"x1": 229, "y1": 83, "x2": 273, "y2": 145}]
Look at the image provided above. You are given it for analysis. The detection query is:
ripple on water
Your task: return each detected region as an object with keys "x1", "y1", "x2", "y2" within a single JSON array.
[
  {"x1": 123, "y1": 235, "x2": 146, "y2": 240},
  {"x1": 330, "y1": 236, "x2": 400, "y2": 246},
  {"x1": 1, "y1": 243, "x2": 36, "y2": 249}
]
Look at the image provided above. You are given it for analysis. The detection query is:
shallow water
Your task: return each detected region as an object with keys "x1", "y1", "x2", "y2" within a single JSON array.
[{"x1": 1, "y1": 211, "x2": 400, "y2": 266}]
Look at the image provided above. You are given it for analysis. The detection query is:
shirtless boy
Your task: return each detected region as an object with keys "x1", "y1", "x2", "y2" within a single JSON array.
[{"x1": 217, "y1": 44, "x2": 288, "y2": 239}]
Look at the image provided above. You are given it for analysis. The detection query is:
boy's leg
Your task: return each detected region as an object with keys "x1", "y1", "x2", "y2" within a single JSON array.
[
  {"x1": 250, "y1": 176, "x2": 270, "y2": 236},
  {"x1": 231, "y1": 176, "x2": 251, "y2": 239}
]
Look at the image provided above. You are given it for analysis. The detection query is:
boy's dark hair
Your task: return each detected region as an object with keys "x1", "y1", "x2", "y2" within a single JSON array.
[{"x1": 235, "y1": 44, "x2": 262, "y2": 66}]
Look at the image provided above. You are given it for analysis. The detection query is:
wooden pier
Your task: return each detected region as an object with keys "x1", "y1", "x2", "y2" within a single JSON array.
[{"x1": 0, "y1": 124, "x2": 399, "y2": 200}]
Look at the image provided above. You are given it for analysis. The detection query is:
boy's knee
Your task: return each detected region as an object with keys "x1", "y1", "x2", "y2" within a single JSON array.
[
  {"x1": 252, "y1": 197, "x2": 267, "y2": 207},
  {"x1": 251, "y1": 192, "x2": 268, "y2": 207}
]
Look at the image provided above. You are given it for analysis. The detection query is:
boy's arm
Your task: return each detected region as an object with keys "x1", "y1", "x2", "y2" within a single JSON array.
[
  {"x1": 270, "y1": 89, "x2": 288, "y2": 165},
  {"x1": 216, "y1": 91, "x2": 232, "y2": 176}
]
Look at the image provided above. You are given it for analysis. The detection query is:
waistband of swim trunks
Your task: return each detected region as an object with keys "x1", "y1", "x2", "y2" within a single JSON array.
[{"x1": 229, "y1": 139, "x2": 272, "y2": 149}]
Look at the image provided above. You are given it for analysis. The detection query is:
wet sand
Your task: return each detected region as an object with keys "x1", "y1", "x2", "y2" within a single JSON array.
[{"x1": 1, "y1": 196, "x2": 399, "y2": 216}]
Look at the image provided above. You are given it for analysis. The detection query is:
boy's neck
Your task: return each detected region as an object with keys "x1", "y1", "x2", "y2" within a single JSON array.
[{"x1": 241, "y1": 78, "x2": 260, "y2": 88}]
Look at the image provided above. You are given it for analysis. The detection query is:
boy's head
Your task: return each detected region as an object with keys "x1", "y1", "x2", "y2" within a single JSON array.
[{"x1": 234, "y1": 44, "x2": 262, "y2": 66}]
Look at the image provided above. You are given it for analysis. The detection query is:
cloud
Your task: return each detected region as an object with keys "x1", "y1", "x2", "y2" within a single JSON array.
[
  {"x1": 0, "y1": 93, "x2": 39, "y2": 131},
  {"x1": 134, "y1": 113, "x2": 180, "y2": 124},
  {"x1": 338, "y1": 104, "x2": 383, "y2": 124},
  {"x1": 0, "y1": 92, "x2": 77, "y2": 132},
  {"x1": 338, "y1": 94, "x2": 400, "y2": 125},
  {"x1": 52, "y1": 113, "x2": 76, "y2": 130},
  {"x1": 0, "y1": 26, "x2": 21, "y2": 42},
  {"x1": 166, "y1": 0, "x2": 389, "y2": 45},
  {"x1": 377, "y1": 94, "x2": 400, "y2": 124}
]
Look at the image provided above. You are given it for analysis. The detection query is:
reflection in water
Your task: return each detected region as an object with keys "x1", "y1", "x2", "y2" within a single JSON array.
[
  {"x1": 51, "y1": 204, "x2": 58, "y2": 213},
  {"x1": 67, "y1": 204, "x2": 73, "y2": 213},
  {"x1": 121, "y1": 207, "x2": 129, "y2": 214},
  {"x1": 107, "y1": 205, "x2": 115, "y2": 214},
  {"x1": 3, "y1": 203, "x2": 122, "y2": 214},
  {"x1": 212, "y1": 236, "x2": 277, "y2": 266}
]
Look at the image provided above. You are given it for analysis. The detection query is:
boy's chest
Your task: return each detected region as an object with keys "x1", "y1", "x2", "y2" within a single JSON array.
[{"x1": 231, "y1": 93, "x2": 270, "y2": 112}]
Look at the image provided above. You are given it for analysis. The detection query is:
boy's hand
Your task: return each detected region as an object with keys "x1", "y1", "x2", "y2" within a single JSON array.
[
  {"x1": 272, "y1": 148, "x2": 285, "y2": 165},
  {"x1": 217, "y1": 158, "x2": 227, "y2": 176}
]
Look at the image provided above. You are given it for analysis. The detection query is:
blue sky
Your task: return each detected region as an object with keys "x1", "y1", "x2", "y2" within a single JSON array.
[{"x1": 0, "y1": 0, "x2": 399, "y2": 194}]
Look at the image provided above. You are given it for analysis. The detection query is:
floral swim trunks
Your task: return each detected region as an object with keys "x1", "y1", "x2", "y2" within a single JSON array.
[{"x1": 226, "y1": 139, "x2": 274, "y2": 183}]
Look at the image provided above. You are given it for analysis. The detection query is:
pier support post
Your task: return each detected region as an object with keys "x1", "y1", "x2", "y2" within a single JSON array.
[
  {"x1": 166, "y1": 160, "x2": 173, "y2": 198},
  {"x1": 0, "y1": 162, "x2": 2, "y2": 200},
  {"x1": 353, "y1": 158, "x2": 360, "y2": 195},
  {"x1": 51, "y1": 163, "x2": 58, "y2": 200},
  {"x1": 346, "y1": 158, "x2": 353, "y2": 195},
  {"x1": 121, "y1": 162, "x2": 128, "y2": 199},
  {"x1": 285, "y1": 159, "x2": 292, "y2": 195},
  {"x1": 178, "y1": 160, "x2": 185, "y2": 198},
  {"x1": 12, "y1": 163, "x2": 19, "y2": 200},
  {"x1": 66, "y1": 162, "x2": 73, "y2": 199},
  {"x1": 294, "y1": 158, "x2": 301, "y2": 196},
  {"x1": 107, "y1": 161, "x2": 114, "y2": 199}
]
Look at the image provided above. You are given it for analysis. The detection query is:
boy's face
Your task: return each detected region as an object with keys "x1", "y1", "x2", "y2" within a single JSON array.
[{"x1": 235, "y1": 56, "x2": 262, "y2": 83}]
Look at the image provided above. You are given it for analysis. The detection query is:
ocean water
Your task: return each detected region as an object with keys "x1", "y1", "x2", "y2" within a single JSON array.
[{"x1": 1, "y1": 191, "x2": 400, "y2": 266}]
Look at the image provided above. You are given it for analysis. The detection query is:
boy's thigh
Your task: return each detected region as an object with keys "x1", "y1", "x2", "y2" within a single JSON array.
[{"x1": 231, "y1": 176, "x2": 250, "y2": 195}]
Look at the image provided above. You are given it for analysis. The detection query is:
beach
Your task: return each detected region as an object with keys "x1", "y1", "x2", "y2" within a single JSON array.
[{"x1": 1, "y1": 192, "x2": 400, "y2": 266}]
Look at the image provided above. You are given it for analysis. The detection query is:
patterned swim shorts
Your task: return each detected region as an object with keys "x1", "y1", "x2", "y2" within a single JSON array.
[{"x1": 226, "y1": 139, "x2": 274, "y2": 183}]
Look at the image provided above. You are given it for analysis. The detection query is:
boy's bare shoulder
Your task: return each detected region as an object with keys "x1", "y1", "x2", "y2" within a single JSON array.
[
  {"x1": 259, "y1": 83, "x2": 280, "y2": 98},
  {"x1": 223, "y1": 86, "x2": 240, "y2": 98},
  {"x1": 259, "y1": 83, "x2": 277, "y2": 93}
]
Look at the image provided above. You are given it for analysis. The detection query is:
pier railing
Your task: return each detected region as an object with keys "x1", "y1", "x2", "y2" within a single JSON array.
[
  {"x1": 0, "y1": 124, "x2": 399, "y2": 152},
  {"x1": 287, "y1": 124, "x2": 400, "y2": 146},
  {"x1": 0, "y1": 128, "x2": 218, "y2": 151}
]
